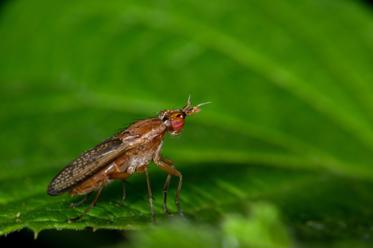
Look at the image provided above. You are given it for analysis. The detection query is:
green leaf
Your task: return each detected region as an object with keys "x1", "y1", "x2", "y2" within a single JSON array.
[{"x1": 1, "y1": 0, "x2": 373, "y2": 247}]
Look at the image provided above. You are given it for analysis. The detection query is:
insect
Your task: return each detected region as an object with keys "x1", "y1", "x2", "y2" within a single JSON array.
[{"x1": 47, "y1": 97, "x2": 209, "y2": 221}]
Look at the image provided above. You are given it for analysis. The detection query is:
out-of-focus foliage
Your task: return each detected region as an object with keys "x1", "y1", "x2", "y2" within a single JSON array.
[
  {"x1": 126, "y1": 202, "x2": 291, "y2": 248},
  {"x1": 222, "y1": 203, "x2": 291, "y2": 248},
  {"x1": 0, "y1": 0, "x2": 373, "y2": 247}
]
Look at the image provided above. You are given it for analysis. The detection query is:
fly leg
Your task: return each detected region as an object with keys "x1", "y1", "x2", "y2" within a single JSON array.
[
  {"x1": 134, "y1": 165, "x2": 156, "y2": 222},
  {"x1": 108, "y1": 172, "x2": 130, "y2": 204},
  {"x1": 69, "y1": 194, "x2": 89, "y2": 208},
  {"x1": 142, "y1": 167, "x2": 155, "y2": 222},
  {"x1": 154, "y1": 157, "x2": 183, "y2": 216},
  {"x1": 69, "y1": 186, "x2": 104, "y2": 222},
  {"x1": 115, "y1": 180, "x2": 126, "y2": 206},
  {"x1": 121, "y1": 180, "x2": 127, "y2": 202},
  {"x1": 162, "y1": 174, "x2": 172, "y2": 215}
]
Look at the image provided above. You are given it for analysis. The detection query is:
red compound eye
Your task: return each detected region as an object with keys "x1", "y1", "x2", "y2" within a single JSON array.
[{"x1": 171, "y1": 119, "x2": 184, "y2": 131}]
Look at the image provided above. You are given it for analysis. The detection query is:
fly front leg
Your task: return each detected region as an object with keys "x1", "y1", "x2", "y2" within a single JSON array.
[{"x1": 154, "y1": 157, "x2": 183, "y2": 216}]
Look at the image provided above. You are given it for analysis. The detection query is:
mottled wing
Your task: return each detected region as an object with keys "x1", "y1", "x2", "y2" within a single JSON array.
[{"x1": 48, "y1": 135, "x2": 134, "y2": 195}]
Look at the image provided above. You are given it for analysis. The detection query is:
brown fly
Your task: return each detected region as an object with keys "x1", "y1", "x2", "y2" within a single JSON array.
[{"x1": 47, "y1": 97, "x2": 209, "y2": 221}]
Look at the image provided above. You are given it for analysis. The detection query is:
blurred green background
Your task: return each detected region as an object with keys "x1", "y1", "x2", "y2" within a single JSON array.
[{"x1": 1, "y1": 0, "x2": 373, "y2": 247}]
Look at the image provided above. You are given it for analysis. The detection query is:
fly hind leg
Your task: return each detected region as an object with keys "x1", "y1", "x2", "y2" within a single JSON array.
[
  {"x1": 69, "y1": 194, "x2": 89, "y2": 208},
  {"x1": 68, "y1": 185, "x2": 104, "y2": 222},
  {"x1": 68, "y1": 170, "x2": 109, "y2": 222}
]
